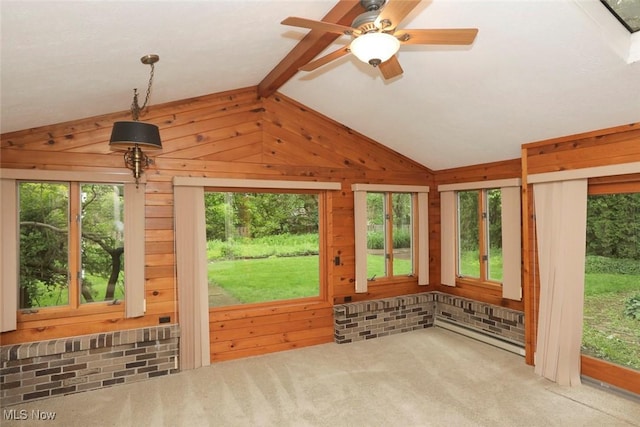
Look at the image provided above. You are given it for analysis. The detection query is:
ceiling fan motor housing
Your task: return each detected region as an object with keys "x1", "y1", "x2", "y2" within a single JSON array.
[
  {"x1": 352, "y1": 11, "x2": 379, "y2": 33},
  {"x1": 353, "y1": 0, "x2": 386, "y2": 33}
]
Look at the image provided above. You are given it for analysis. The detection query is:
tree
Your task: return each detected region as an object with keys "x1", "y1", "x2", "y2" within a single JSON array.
[
  {"x1": 19, "y1": 182, "x2": 124, "y2": 308},
  {"x1": 586, "y1": 193, "x2": 640, "y2": 260},
  {"x1": 204, "y1": 192, "x2": 319, "y2": 240}
]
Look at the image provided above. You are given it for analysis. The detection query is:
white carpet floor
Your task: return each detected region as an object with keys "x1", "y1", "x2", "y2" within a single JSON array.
[{"x1": 3, "y1": 327, "x2": 639, "y2": 427}]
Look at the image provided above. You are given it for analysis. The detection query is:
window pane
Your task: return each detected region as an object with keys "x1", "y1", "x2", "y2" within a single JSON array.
[
  {"x1": 457, "y1": 191, "x2": 480, "y2": 278},
  {"x1": 392, "y1": 193, "x2": 413, "y2": 276},
  {"x1": 206, "y1": 192, "x2": 320, "y2": 307},
  {"x1": 366, "y1": 192, "x2": 386, "y2": 279},
  {"x1": 19, "y1": 182, "x2": 69, "y2": 308},
  {"x1": 80, "y1": 184, "x2": 125, "y2": 304},
  {"x1": 487, "y1": 189, "x2": 503, "y2": 282},
  {"x1": 583, "y1": 192, "x2": 640, "y2": 371}
]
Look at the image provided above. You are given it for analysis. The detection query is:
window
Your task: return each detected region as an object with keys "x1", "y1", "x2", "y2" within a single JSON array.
[
  {"x1": 439, "y1": 180, "x2": 521, "y2": 300},
  {"x1": 18, "y1": 181, "x2": 125, "y2": 309},
  {"x1": 205, "y1": 190, "x2": 322, "y2": 307},
  {"x1": 583, "y1": 189, "x2": 640, "y2": 372},
  {"x1": 173, "y1": 177, "x2": 339, "y2": 368},
  {"x1": 1, "y1": 169, "x2": 145, "y2": 332},
  {"x1": 456, "y1": 189, "x2": 502, "y2": 284},
  {"x1": 352, "y1": 184, "x2": 429, "y2": 293},
  {"x1": 365, "y1": 192, "x2": 414, "y2": 280}
]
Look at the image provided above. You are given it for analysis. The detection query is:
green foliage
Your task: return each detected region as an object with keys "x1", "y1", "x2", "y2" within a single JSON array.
[
  {"x1": 457, "y1": 189, "x2": 503, "y2": 253},
  {"x1": 204, "y1": 192, "x2": 318, "y2": 241},
  {"x1": 393, "y1": 229, "x2": 412, "y2": 248},
  {"x1": 487, "y1": 189, "x2": 502, "y2": 250},
  {"x1": 586, "y1": 193, "x2": 640, "y2": 260},
  {"x1": 207, "y1": 233, "x2": 319, "y2": 260},
  {"x1": 366, "y1": 229, "x2": 412, "y2": 250},
  {"x1": 366, "y1": 193, "x2": 384, "y2": 226},
  {"x1": 624, "y1": 294, "x2": 640, "y2": 320},
  {"x1": 19, "y1": 182, "x2": 70, "y2": 307},
  {"x1": 458, "y1": 191, "x2": 479, "y2": 252},
  {"x1": 18, "y1": 182, "x2": 124, "y2": 308},
  {"x1": 367, "y1": 231, "x2": 385, "y2": 250},
  {"x1": 585, "y1": 255, "x2": 640, "y2": 275}
]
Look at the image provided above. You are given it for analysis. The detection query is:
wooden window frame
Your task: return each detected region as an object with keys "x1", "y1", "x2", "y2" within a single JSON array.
[
  {"x1": 16, "y1": 181, "x2": 127, "y2": 320},
  {"x1": 1, "y1": 169, "x2": 144, "y2": 332}
]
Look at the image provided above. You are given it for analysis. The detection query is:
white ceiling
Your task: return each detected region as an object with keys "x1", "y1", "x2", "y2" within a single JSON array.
[{"x1": 2, "y1": 0, "x2": 639, "y2": 170}]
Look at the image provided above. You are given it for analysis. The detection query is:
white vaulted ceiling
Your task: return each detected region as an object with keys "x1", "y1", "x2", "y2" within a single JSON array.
[{"x1": 1, "y1": 0, "x2": 639, "y2": 170}]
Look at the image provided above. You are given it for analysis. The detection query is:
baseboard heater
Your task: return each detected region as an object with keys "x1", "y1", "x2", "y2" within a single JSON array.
[{"x1": 434, "y1": 318, "x2": 526, "y2": 357}]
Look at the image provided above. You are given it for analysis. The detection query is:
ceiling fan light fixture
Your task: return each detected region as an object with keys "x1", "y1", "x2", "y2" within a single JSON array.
[{"x1": 350, "y1": 32, "x2": 400, "y2": 66}]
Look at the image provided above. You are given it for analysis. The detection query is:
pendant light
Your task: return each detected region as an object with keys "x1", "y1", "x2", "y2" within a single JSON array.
[{"x1": 109, "y1": 54, "x2": 162, "y2": 186}]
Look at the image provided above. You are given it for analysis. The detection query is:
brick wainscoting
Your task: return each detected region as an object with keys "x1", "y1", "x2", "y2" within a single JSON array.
[
  {"x1": 334, "y1": 292, "x2": 525, "y2": 348},
  {"x1": 334, "y1": 293, "x2": 436, "y2": 343},
  {"x1": 435, "y1": 293, "x2": 525, "y2": 346},
  {"x1": 0, "y1": 325, "x2": 180, "y2": 407}
]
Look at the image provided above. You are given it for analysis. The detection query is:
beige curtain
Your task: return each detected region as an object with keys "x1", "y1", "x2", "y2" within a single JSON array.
[
  {"x1": 353, "y1": 190, "x2": 368, "y2": 293},
  {"x1": 533, "y1": 179, "x2": 588, "y2": 386},
  {"x1": 124, "y1": 183, "x2": 146, "y2": 318},
  {"x1": 174, "y1": 185, "x2": 211, "y2": 370},
  {"x1": 417, "y1": 191, "x2": 429, "y2": 286},
  {"x1": 440, "y1": 191, "x2": 457, "y2": 287},
  {"x1": 1, "y1": 178, "x2": 18, "y2": 332},
  {"x1": 501, "y1": 186, "x2": 522, "y2": 300}
]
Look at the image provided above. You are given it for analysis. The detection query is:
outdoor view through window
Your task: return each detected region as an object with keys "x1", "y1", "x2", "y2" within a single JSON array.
[
  {"x1": 457, "y1": 189, "x2": 503, "y2": 283},
  {"x1": 366, "y1": 192, "x2": 414, "y2": 280},
  {"x1": 206, "y1": 191, "x2": 320, "y2": 307},
  {"x1": 18, "y1": 182, "x2": 125, "y2": 308},
  {"x1": 582, "y1": 191, "x2": 640, "y2": 371}
]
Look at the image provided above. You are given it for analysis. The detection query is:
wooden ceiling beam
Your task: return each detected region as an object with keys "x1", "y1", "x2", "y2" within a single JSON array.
[{"x1": 257, "y1": 0, "x2": 364, "y2": 99}]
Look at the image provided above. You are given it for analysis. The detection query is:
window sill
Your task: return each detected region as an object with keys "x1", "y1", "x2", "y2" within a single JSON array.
[
  {"x1": 367, "y1": 276, "x2": 419, "y2": 286},
  {"x1": 455, "y1": 277, "x2": 502, "y2": 292},
  {"x1": 17, "y1": 302, "x2": 125, "y2": 322}
]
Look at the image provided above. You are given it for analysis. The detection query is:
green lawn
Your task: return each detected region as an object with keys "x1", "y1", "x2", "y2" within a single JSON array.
[
  {"x1": 366, "y1": 254, "x2": 412, "y2": 279},
  {"x1": 208, "y1": 255, "x2": 319, "y2": 306},
  {"x1": 582, "y1": 272, "x2": 640, "y2": 370},
  {"x1": 459, "y1": 249, "x2": 503, "y2": 281}
]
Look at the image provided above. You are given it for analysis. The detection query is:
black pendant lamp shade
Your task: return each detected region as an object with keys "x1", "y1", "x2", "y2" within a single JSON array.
[{"x1": 109, "y1": 121, "x2": 162, "y2": 150}]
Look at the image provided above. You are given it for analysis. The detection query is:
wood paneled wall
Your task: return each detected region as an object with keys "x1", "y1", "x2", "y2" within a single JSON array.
[{"x1": 1, "y1": 87, "x2": 433, "y2": 361}]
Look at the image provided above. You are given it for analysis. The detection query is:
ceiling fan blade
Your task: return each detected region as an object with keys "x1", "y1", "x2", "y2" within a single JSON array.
[
  {"x1": 282, "y1": 17, "x2": 357, "y2": 35},
  {"x1": 378, "y1": 55, "x2": 403, "y2": 80},
  {"x1": 375, "y1": 0, "x2": 421, "y2": 31},
  {"x1": 299, "y1": 46, "x2": 351, "y2": 72},
  {"x1": 395, "y1": 28, "x2": 479, "y2": 45}
]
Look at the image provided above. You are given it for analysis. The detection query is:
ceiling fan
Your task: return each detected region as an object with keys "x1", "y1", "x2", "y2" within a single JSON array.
[{"x1": 282, "y1": 0, "x2": 478, "y2": 80}]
